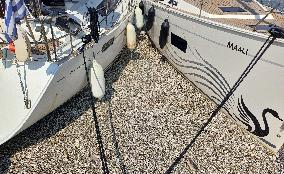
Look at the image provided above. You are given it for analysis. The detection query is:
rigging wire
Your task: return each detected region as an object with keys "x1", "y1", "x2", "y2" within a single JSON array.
[{"x1": 164, "y1": 30, "x2": 280, "y2": 173}]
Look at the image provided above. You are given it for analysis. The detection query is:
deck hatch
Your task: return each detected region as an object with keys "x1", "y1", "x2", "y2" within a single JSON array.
[
  {"x1": 171, "y1": 33, "x2": 187, "y2": 53},
  {"x1": 248, "y1": 25, "x2": 271, "y2": 31},
  {"x1": 219, "y1": 7, "x2": 246, "y2": 13}
]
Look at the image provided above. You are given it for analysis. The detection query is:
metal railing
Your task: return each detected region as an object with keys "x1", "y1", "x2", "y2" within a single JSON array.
[
  {"x1": 0, "y1": 0, "x2": 131, "y2": 62},
  {"x1": 26, "y1": 16, "x2": 74, "y2": 61}
]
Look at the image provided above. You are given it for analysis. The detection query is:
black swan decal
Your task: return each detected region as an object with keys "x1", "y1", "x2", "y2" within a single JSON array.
[{"x1": 237, "y1": 96, "x2": 283, "y2": 137}]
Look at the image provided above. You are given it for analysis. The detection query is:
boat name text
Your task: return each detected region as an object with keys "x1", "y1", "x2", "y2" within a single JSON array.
[{"x1": 227, "y1": 41, "x2": 248, "y2": 55}]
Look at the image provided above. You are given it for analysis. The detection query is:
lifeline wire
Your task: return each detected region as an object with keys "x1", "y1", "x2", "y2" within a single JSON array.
[
  {"x1": 165, "y1": 34, "x2": 277, "y2": 173},
  {"x1": 82, "y1": 48, "x2": 110, "y2": 174}
]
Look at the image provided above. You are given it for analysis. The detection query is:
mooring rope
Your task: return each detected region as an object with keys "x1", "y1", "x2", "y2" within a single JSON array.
[
  {"x1": 165, "y1": 32, "x2": 279, "y2": 173},
  {"x1": 82, "y1": 47, "x2": 109, "y2": 174},
  {"x1": 107, "y1": 100, "x2": 129, "y2": 174}
]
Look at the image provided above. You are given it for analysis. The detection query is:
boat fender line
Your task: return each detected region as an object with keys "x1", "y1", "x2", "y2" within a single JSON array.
[
  {"x1": 145, "y1": 6, "x2": 155, "y2": 31},
  {"x1": 164, "y1": 28, "x2": 282, "y2": 173},
  {"x1": 159, "y1": 19, "x2": 169, "y2": 49},
  {"x1": 135, "y1": 7, "x2": 144, "y2": 31},
  {"x1": 90, "y1": 56, "x2": 105, "y2": 99},
  {"x1": 82, "y1": 47, "x2": 109, "y2": 174},
  {"x1": 139, "y1": 1, "x2": 145, "y2": 15},
  {"x1": 126, "y1": 22, "x2": 137, "y2": 51}
]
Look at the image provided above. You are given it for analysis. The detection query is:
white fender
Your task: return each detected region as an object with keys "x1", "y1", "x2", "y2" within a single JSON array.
[
  {"x1": 135, "y1": 7, "x2": 144, "y2": 30},
  {"x1": 126, "y1": 22, "x2": 136, "y2": 50},
  {"x1": 14, "y1": 27, "x2": 31, "y2": 62},
  {"x1": 90, "y1": 60, "x2": 105, "y2": 99}
]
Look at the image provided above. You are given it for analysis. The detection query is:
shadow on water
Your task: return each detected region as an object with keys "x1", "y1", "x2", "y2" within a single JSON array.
[{"x1": 0, "y1": 45, "x2": 140, "y2": 173}]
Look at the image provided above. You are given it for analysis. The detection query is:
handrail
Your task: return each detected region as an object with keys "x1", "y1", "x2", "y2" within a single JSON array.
[
  {"x1": 1, "y1": 0, "x2": 130, "y2": 62},
  {"x1": 98, "y1": 0, "x2": 126, "y2": 26}
]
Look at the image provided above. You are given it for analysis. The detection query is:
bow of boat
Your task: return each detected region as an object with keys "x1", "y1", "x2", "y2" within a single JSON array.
[{"x1": 0, "y1": 60, "x2": 58, "y2": 145}]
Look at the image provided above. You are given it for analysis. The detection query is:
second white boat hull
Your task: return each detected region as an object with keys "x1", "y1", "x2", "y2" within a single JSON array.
[
  {"x1": 145, "y1": 0, "x2": 284, "y2": 152},
  {"x1": 0, "y1": 10, "x2": 130, "y2": 145}
]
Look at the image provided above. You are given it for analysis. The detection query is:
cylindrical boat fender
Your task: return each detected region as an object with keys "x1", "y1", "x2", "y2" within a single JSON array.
[
  {"x1": 126, "y1": 22, "x2": 137, "y2": 51},
  {"x1": 135, "y1": 7, "x2": 144, "y2": 30},
  {"x1": 90, "y1": 60, "x2": 105, "y2": 99},
  {"x1": 159, "y1": 19, "x2": 170, "y2": 49},
  {"x1": 145, "y1": 6, "x2": 155, "y2": 31},
  {"x1": 139, "y1": 1, "x2": 145, "y2": 15},
  {"x1": 14, "y1": 27, "x2": 31, "y2": 62}
]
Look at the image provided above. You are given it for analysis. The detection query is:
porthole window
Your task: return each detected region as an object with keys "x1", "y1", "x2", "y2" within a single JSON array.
[{"x1": 171, "y1": 33, "x2": 187, "y2": 53}]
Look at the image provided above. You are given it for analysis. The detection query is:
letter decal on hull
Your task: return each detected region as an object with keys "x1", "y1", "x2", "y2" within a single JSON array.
[{"x1": 227, "y1": 41, "x2": 248, "y2": 55}]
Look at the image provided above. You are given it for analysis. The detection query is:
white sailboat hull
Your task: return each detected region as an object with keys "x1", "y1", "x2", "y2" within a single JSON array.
[
  {"x1": 145, "y1": 0, "x2": 284, "y2": 152},
  {"x1": 0, "y1": 11, "x2": 130, "y2": 145}
]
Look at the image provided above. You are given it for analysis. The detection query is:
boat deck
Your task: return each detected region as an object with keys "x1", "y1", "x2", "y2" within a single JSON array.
[
  {"x1": 171, "y1": 0, "x2": 284, "y2": 34},
  {"x1": 212, "y1": 13, "x2": 284, "y2": 33},
  {"x1": 184, "y1": 0, "x2": 266, "y2": 15}
]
